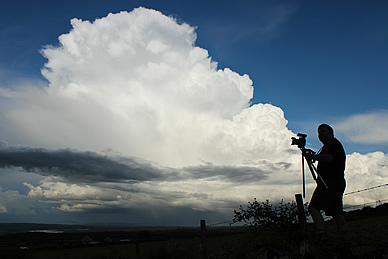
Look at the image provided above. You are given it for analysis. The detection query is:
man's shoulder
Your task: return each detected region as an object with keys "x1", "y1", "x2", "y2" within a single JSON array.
[
  {"x1": 333, "y1": 137, "x2": 344, "y2": 147},
  {"x1": 332, "y1": 137, "x2": 345, "y2": 155}
]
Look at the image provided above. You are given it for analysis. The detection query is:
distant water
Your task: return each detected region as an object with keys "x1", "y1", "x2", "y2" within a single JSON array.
[
  {"x1": 28, "y1": 230, "x2": 65, "y2": 234},
  {"x1": 0, "y1": 223, "x2": 197, "y2": 234}
]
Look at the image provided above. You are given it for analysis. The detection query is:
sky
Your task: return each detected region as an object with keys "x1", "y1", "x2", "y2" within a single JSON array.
[{"x1": 0, "y1": 0, "x2": 387, "y2": 226}]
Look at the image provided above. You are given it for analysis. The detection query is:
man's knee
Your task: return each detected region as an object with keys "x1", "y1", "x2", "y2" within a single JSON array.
[{"x1": 308, "y1": 206, "x2": 318, "y2": 213}]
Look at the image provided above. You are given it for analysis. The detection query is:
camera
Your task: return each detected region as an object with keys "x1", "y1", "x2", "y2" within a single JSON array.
[{"x1": 291, "y1": 133, "x2": 307, "y2": 149}]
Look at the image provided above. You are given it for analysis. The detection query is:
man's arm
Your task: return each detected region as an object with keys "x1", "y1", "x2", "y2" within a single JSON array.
[
  {"x1": 313, "y1": 153, "x2": 333, "y2": 162},
  {"x1": 303, "y1": 151, "x2": 333, "y2": 162}
]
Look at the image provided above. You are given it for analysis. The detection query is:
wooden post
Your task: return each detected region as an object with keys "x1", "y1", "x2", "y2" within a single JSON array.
[
  {"x1": 200, "y1": 219, "x2": 207, "y2": 259},
  {"x1": 136, "y1": 233, "x2": 140, "y2": 259},
  {"x1": 295, "y1": 193, "x2": 307, "y2": 238}
]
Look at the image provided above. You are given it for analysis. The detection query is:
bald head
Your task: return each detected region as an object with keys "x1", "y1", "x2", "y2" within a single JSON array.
[{"x1": 318, "y1": 124, "x2": 334, "y2": 143}]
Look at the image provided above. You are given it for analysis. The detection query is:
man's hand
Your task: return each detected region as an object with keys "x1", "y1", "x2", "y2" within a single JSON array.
[
  {"x1": 302, "y1": 149, "x2": 315, "y2": 161},
  {"x1": 303, "y1": 152, "x2": 314, "y2": 161},
  {"x1": 304, "y1": 151, "x2": 334, "y2": 162}
]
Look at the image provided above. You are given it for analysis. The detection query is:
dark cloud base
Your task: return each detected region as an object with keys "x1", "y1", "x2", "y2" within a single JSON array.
[
  {"x1": 0, "y1": 145, "x2": 270, "y2": 184},
  {"x1": 0, "y1": 146, "x2": 167, "y2": 182}
]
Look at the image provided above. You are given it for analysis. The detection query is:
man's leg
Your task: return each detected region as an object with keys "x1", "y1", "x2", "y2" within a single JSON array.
[
  {"x1": 333, "y1": 214, "x2": 346, "y2": 236},
  {"x1": 309, "y1": 206, "x2": 325, "y2": 234}
]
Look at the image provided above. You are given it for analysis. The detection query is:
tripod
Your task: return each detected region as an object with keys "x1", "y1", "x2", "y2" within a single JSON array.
[{"x1": 300, "y1": 148, "x2": 328, "y2": 198}]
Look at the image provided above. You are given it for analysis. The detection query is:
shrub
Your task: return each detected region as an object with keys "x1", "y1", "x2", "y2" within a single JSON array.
[{"x1": 233, "y1": 199, "x2": 305, "y2": 231}]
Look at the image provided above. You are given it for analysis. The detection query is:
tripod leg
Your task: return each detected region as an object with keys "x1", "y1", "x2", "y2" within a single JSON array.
[
  {"x1": 302, "y1": 154, "x2": 305, "y2": 198},
  {"x1": 311, "y1": 163, "x2": 328, "y2": 189}
]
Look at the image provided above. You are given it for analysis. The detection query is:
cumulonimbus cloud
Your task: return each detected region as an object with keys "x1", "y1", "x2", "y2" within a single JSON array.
[{"x1": 0, "y1": 7, "x2": 295, "y2": 168}]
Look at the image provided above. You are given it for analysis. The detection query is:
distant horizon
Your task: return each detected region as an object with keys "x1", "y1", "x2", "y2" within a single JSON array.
[{"x1": 1, "y1": 199, "x2": 386, "y2": 227}]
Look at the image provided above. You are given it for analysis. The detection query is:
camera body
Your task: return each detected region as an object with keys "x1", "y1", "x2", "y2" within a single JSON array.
[{"x1": 291, "y1": 133, "x2": 307, "y2": 149}]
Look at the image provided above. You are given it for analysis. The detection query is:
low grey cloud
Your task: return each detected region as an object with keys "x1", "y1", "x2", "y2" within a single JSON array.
[
  {"x1": 0, "y1": 146, "x2": 167, "y2": 183},
  {"x1": 183, "y1": 164, "x2": 268, "y2": 182},
  {"x1": 0, "y1": 145, "x2": 270, "y2": 184}
]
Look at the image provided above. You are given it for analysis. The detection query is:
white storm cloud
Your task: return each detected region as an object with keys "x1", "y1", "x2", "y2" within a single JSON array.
[
  {"x1": 0, "y1": 187, "x2": 39, "y2": 215},
  {"x1": 343, "y1": 152, "x2": 388, "y2": 207},
  {"x1": 1, "y1": 7, "x2": 293, "y2": 168}
]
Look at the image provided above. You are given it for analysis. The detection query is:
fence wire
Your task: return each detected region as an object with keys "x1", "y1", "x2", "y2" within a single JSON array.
[
  {"x1": 206, "y1": 183, "x2": 388, "y2": 227},
  {"x1": 344, "y1": 183, "x2": 388, "y2": 196},
  {"x1": 207, "y1": 220, "x2": 234, "y2": 228}
]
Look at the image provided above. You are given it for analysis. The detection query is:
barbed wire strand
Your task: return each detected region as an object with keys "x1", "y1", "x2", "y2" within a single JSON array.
[
  {"x1": 207, "y1": 184, "x2": 388, "y2": 227},
  {"x1": 344, "y1": 183, "x2": 388, "y2": 196},
  {"x1": 207, "y1": 220, "x2": 234, "y2": 228},
  {"x1": 344, "y1": 198, "x2": 388, "y2": 210}
]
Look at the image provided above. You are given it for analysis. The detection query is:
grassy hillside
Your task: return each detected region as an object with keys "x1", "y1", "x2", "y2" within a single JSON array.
[{"x1": 0, "y1": 205, "x2": 387, "y2": 258}]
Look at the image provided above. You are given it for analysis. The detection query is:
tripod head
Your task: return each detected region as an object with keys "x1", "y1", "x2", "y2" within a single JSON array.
[{"x1": 301, "y1": 148, "x2": 316, "y2": 159}]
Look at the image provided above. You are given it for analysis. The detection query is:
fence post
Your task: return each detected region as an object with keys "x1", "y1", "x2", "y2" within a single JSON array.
[
  {"x1": 135, "y1": 234, "x2": 140, "y2": 259},
  {"x1": 200, "y1": 219, "x2": 207, "y2": 259},
  {"x1": 295, "y1": 193, "x2": 307, "y2": 238}
]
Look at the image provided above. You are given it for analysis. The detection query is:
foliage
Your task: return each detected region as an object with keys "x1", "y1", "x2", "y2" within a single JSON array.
[{"x1": 233, "y1": 199, "x2": 307, "y2": 231}]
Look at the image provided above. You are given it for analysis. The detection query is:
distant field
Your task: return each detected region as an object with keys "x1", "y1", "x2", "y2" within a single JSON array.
[{"x1": 0, "y1": 206, "x2": 387, "y2": 258}]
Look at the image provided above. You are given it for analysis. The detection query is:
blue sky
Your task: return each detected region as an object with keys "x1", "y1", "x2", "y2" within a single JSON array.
[{"x1": 0, "y1": 0, "x2": 387, "y2": 225}]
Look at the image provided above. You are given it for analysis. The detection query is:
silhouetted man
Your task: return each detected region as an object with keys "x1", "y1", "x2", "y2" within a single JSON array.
[{"x1": 304, "y1": 124, "x2": 346, "y2": 240}]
